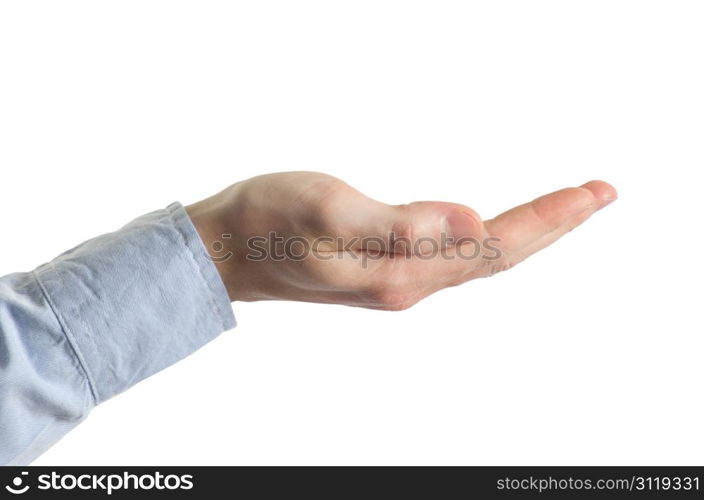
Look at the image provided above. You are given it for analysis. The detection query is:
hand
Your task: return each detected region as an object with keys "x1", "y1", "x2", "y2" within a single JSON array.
[{"x1": 186, "y1": 172, "x2": 616, "y2": 309}]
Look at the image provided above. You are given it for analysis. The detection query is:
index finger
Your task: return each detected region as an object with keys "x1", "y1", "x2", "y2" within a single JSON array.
[{"x1": 483, "y1": 180, "x2": 617, "y2": 272}]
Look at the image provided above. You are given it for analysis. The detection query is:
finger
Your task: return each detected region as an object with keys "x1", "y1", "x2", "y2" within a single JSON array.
[
  {"x1": 483, "y1": 180, "x2": 617, "y2": 272},
  {"x1": 392, "y1": 180, "x2": 618, "y2": 293}
]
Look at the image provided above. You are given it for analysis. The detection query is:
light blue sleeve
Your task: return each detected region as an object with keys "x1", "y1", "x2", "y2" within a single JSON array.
[{"x1": 0, "y1": 202, "x2": 236, "y2": 465}]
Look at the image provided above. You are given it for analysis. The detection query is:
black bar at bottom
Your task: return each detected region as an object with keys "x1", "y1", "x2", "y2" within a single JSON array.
[{"x1": 0, "y1": 466, "x2": 701, "y2": 498}]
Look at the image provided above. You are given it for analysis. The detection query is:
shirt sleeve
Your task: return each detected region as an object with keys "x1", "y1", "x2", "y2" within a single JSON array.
[{"x1": 0, "y1": 202, "x2": 236, "y2": 465}]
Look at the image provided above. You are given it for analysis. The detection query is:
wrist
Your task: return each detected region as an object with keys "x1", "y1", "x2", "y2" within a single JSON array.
[{"x1": 185, "y1": 198, "x2": 238, "y2": 302}]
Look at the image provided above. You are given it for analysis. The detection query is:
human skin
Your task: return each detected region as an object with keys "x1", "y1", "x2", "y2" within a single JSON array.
[{"x1": 185, "y1": 172, "x2": 617, "y2": 310}]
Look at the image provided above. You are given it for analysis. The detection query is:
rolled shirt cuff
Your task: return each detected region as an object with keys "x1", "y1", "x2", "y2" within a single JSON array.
[{"x1": 34, "y1": 202, "x2": 236, "y2": 403}]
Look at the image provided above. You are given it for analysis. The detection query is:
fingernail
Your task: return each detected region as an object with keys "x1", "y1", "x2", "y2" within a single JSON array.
[{"x1": 445, "y1": 211, "x2": 481, "y2": 243}]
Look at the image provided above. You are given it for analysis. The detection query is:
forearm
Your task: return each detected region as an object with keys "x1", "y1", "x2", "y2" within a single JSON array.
[{"x1": 0, "y1": 202, "x2": 235, "y2": 465}]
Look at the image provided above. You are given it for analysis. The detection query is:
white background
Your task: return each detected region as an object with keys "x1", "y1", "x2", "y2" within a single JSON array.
[{"x1": 1, "y1": 1, "x2": 702, "y2": 465}]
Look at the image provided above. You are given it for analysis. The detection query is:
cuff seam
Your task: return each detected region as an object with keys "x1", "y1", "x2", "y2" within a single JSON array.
[{"x1": 165, "y1": 203, "x2": 233, "y2": 332}]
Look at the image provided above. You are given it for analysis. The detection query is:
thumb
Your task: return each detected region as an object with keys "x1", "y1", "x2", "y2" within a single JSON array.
[{"x1": 348, "y1": 200, "x2": 484, "y2": 255}]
